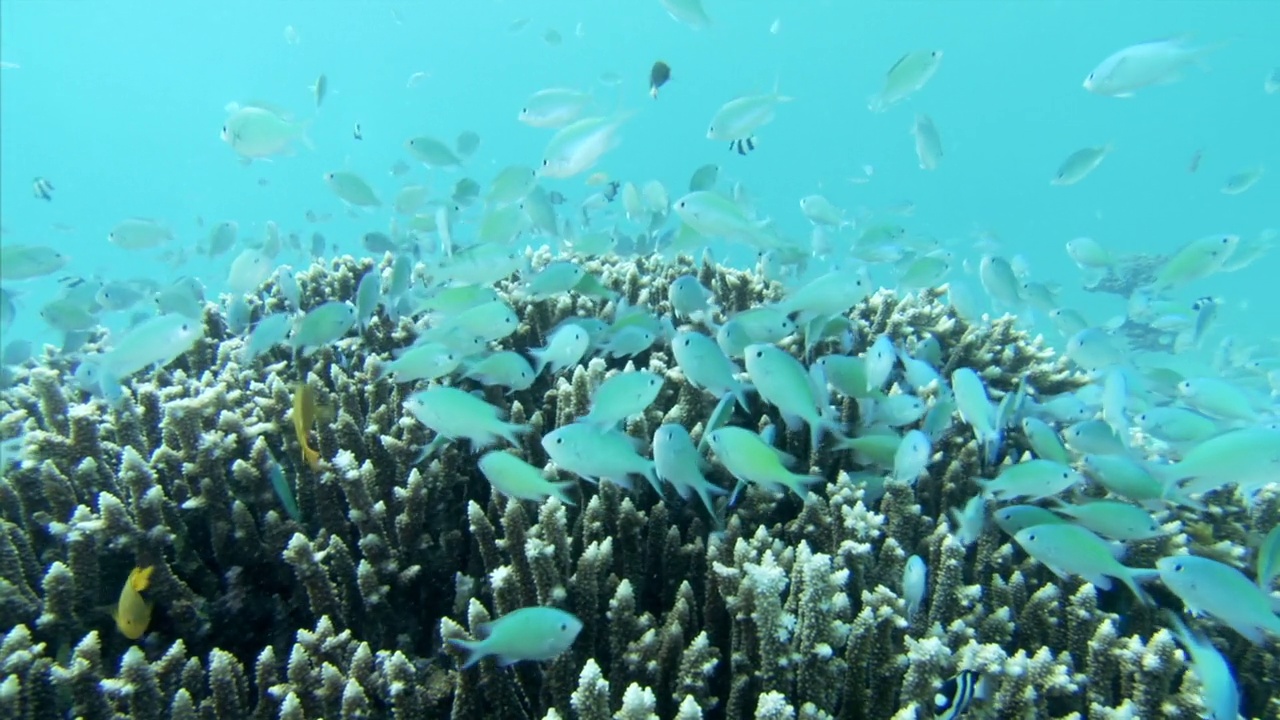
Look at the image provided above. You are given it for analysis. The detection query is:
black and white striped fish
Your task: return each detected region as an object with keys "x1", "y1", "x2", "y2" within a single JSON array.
[{"x1": 932, "y1": 669, "x2": 988, "y2": 719}]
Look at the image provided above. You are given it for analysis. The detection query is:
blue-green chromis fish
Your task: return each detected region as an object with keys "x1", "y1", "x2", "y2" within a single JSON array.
[
  {"x1": 448, "y1": 606, "x2": 582, "y2": 668},
  {"x1": 1014, "y1": 524, "x2": 1152, "y2": 604},
  {"x1": 1156, "y1": 555, "x2": 1280, "y2": 644},
  {"x1": 652, "y1": 423, "x2": 726, "y2": 526},
  {"x1": 477, "y1": 451, "x2": 575, "y2": 505}
]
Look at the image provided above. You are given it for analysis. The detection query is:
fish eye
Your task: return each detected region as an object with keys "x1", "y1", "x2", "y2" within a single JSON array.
[
  {"x1": 559, "y1": 622, "x2": 567, "y2": 631},
  {"x1": 541, "y1": 159, "x2": 549, "y2": 167},
  {"x1": 1173, "y1": 563, "x2": 1183, "y2": 572},
  {"x1": 753, "y1": 350, "x2": 763, "y2": 358},
  {"x1": 1027, "y1": 533, "x2": 1037, "y2": 541},
  {"x1": 681, "y1": 338, "x2": 689, "y2": 346},
  {"x1": 554, "y1": 437, "x2": 563, "y2": 444}
]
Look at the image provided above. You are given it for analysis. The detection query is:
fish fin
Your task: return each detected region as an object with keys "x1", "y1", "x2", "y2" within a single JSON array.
[
  {"x1": 447, "y1": 638, "x2": 484, "y2": 669},
  {"x1": 551, "y1": 481, "x2": 578, "y2": 506},
  {"x1": 132, "y1": 566, "x2": 155, "y2": 592},
  {"x1": 298, "y1": 118, "x2": 316, "y2": 151}
]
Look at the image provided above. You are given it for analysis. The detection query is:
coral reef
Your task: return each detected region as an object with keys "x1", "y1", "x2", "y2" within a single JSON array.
[{"x1": 1, "y1": 252, "x2": 1277, "y2": 720}]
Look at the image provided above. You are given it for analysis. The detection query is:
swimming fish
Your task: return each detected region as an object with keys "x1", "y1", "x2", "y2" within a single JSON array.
[
  {"x1": 705, "y1": 426, "x2": 823, "y2": 500},
  {"x1": 660, "y1": 0, "x2": 711, "y2": 29},
  {"x1": 1156, "y1": 555, "x2": 1280, "y2": 643},
  {"x1": 932, "y1": 669, "x2": 988, "y2": 720},
  {"x1": 706, "y1": 82, "x2": 792, "y2": 153},
  {"x1": 448, "y1": 606, "x2": 582, "y2": 668},
  {"x1": 403, "y1": 387, "x2": 528, "y2": 450},
  {"x1": 477, "y1": 451, "x2": 575, "y2": 505},
  {"x1": 1083, "y1": 37, "x2": 1222, "y2": 97},
  {"x1": 902, "y1": 555, "x2": 927, "y2": 618},
  {"x1": 1052, "y1": 144, "x2": 1112, "y2": 185},
  {"x1": 1014, "y1": 524, "x2": 1152, "y2": 603},
  {"x1": 744, "y1": 343, "x2": 843, "y2": 454},
  {"x1": 0, "y1": 244, "x2": 68, "y2": 281},
  {"x1": 541, "y1": 422, "x2": 658, "y2": 491},
  {"x1": 266, "y1": 451, "x2": 301, "y2": 521},
  {"x1": 463, "y1": 351, "x2": 537, "y2": 393},
  {"x1": 529, "y1": 323, "x2": 591, "y2": 375},
  {"x1": 652, "y1": 423, "x2": 726, "y2": 525},
  {"x1": 649, "y1": 60, "x2": 671, "y2": 98},
  {"x1": 978, "y1": 459, "x2": 1082, "y2": 502},
  {"x1": 108, "y1": 218, "x2": 174, "y2": 250},
  {"x1": 292, "y1": 383, "x2": 325, "y2": 471},
  {"x1": 32, "y1": 176, "x2": 53, "y2": 201},
  {"x1": 221, "y1": 105, "x2": 311, "y2": 161},
  {"x1": 324, "y1": 171, "x2": 381, "y2": 207},
  {"x1": 870, "y1": 50, "x2": 943, "y2": 112},
  {"x1": 539, "y1": 113, "x2": 633, "y2": 179},
  {"x1": 911, "y1": 113, "x2": 943, "y2": 170},
  {"x1": 1164, "y1": 612, "x2": 1241, "y2": 720},
  {"x1": 518, "y1": 88, "x2": 594, "y2": 129},
  {"x1": 405, "y1": 136, "x2": 463, "y2": 169},
  {"x1": 581, "y1": 370, "x2": 664, "y2": 429},
  {"x1": 1150, "y1": 234, "x2": 1239, "y2": 292},
  {"x1": 671, "y1": 330, "x2": 751, "y2": 410},
  {"x1": 111, "y1": 566, "x2": 155, "y2": 640}
]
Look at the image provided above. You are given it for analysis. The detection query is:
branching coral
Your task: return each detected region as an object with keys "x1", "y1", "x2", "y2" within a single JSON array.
[{"x1": 0, "y1": 252, "x2": 1274, "y2": 719}]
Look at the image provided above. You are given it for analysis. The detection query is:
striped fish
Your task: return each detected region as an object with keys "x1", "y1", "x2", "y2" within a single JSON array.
[{"x1": 932, "y1": 670, "x2": 987, "y2": 719}]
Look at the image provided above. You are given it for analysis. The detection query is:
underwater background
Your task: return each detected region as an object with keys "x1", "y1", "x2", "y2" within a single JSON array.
[
  {"x1": 1, "y1": 1, "x2": 1277, "y2": 347},
  {"x1": 2, "y1": 1, "x2": 1279, "y2": 719}
]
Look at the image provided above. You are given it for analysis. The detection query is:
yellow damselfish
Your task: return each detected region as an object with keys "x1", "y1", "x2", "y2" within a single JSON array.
[
  {"x1": 112, "y1": 566, "x2": 154, "y2": 640},
  {"x1": 292, "y1": 383, "x2": 325, "y2": 471}
]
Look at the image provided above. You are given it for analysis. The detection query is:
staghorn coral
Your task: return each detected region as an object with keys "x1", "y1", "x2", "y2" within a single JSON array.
[{"x1": 0, "y1": 251, "x2": 1276, "y2": 720}]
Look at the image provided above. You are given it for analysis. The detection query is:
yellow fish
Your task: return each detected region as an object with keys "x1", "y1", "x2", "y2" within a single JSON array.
[
  {"x1": 292, "y1": 383, "x2": 328, "y2": 470},
  {"x1": 584, "y1": 171, "x2": 610, "y2": 186},
  {"x1": 112, "y1": 566, "x2": 154, "y2": 640}
]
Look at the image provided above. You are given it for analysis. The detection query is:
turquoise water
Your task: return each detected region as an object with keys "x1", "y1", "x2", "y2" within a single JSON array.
[{"x1": 1, "y1": 0, "x2": 1276, "y2": 355}]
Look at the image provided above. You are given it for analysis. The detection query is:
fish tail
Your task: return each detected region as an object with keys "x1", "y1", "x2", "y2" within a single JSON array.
[
  {"x1": 131, "y1": 566, "x2": 155, "y2": 592},
  {"x1": 298, "y1": 118, "x2": 316, "y2": 152},
  {"x1": 550, "y1": 481, "x2": 578, "y2": 506},
  {"x1": 786, "y1": 473, "x2": 826, "y2": 500},
  {"x1": 447, "y1": 638, "x2": 485, "y2": 669},
  {"x1": 302, "y1": 444, "x2": 321, "y2": 471}
]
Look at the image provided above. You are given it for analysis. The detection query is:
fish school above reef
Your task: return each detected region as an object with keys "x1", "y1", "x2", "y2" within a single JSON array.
[{"x1": 1, "y1": 248, "x2": 1277, "y2": 720}]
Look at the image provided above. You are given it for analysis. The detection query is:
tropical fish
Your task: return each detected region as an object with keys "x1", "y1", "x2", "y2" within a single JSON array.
[
  {"x1": 450, "y1": 606, "x2": 582, "y2": 668},
  {"x1": 649, "y1": 60, "x2": 671, "y2": 98},
  {"x1": 1083, "y1": 37, "x2": 1222, "y2": 97},
  {"x1": 652, "y1": 423, "x2": 726, "y2": 525},
  {"x1": 705, "y1": 426, "x2": 824, "y2": 500},
  {"x1": 911, "y1": 113, "x2": 943, "y2": 170},
  {"x1": 1156, "y1": 555, "x2": 1280, "y2": 643},
  {"x1": 932, "y1": 670, "x2": 989, "y2": 720},
  {"x1": 403, "y1": 387, "x2": 528, "y2": 449},
  {"x1": 706, "y1": 82, "x2": 792, "y2": 153},
  {"x1": 221, "y1": 105, "x2": 311, "y2": 160},
  {"x1": 0, "y1": 244, "x2": 68, "y2": 281},
  {"x1": 1164, "y1": 613, "x2": 1241, "y2": 720},
  {"x1": 1014, "y1": 524, "x2": 1152, "y2": 603},
  {"x1": 541, "y1": 422, "x2": 658, "y2": 491},
  {"x1": 292, "y1": 383, "x2": 325, "y2": 471},
  {"x1": 111, "y1": 566, "x2": 154, "y2": 640},
  {"x1": 518, "y1": 88, "x2": 594, "y2": 129},
  {"x1": 477, "y1": 451, "x2": 576, "y2": 505},
  {"x1": 581, "y1": 370, "x2": 664, "y2": 429},
  {"x1": 870, "y1": 50, "x2": 943, "y2": 112}
]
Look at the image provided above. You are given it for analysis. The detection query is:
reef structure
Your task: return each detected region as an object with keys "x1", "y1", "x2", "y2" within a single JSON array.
[{"x1": 0, "y1": 252, "x2": 1276, "y2": 720}]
